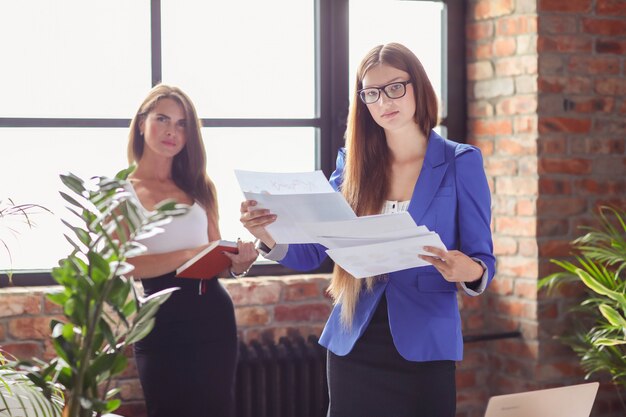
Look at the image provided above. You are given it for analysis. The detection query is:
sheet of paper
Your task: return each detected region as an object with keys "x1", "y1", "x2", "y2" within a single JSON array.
[
  {"x1": 236, "y1": 169, "x2": 357, "y2": 243},
  {"x1": 325, "y1": 233, "x2": 447, "y2": 278},
  {"x1": 235, "y1": 169, "x2": 334, "y2": 194},
  {"x1": 243, "y1": 191, "x2": 356, "y2": 244}
]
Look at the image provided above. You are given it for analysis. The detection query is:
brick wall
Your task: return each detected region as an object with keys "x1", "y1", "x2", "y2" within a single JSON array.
[
  {"x1": 467, "y1": 0, "x2": 625, "y2": 416},
  {"x1": 0, "y1": 276, "x2": 333, "y2": 416}
]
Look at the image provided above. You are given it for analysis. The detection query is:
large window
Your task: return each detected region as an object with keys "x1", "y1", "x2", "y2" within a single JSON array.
[{"x1": 0, "y1": 0, "x2": 463, "y2": 283}]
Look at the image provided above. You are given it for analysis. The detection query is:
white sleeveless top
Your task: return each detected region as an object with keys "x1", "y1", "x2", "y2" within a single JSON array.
[
  {"x1": 125, "y1": 185, "x2": 209, "y2": 255},
  {"x1": 382, "y1": 199, "x2": 410, "y2": 214}
]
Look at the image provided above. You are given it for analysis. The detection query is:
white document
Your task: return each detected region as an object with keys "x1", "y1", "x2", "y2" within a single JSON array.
[
  {"x1": 325, "y1": 232, "x2": 447, "y2": 279},
  {"x1": 235, "y1": 170, "x2": 356, "y2": 243},
  {"x1": 300, "y1": 212, "x2": 429, "y2": 248},
  {"x1": 235, "y1": 169, "x2": 448, "y2": 276}
]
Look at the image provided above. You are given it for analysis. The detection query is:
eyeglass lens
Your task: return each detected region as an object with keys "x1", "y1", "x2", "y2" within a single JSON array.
[{"x1": 359, "y1": 82, "x2": 408, "y2": 104}]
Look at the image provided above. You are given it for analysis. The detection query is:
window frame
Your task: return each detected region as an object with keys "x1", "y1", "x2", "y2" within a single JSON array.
[{"x1": 0, "y1": 0, "x2": 464, "y2": 285}]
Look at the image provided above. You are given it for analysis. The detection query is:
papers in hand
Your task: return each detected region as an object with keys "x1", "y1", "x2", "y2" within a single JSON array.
[
  {"x1": 175, "y1": 240, "x2": 238, "y2": 279},
  {"x1": 235, "y1": 170, "x2": 447, "y2": 278},
  {"x1": 235, "y1": 170, "x2": 356, "y2": 243}
]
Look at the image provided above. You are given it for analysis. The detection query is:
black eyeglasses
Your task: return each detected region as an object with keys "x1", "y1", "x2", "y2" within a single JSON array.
[{"x1": 357, "y1": 80, "x2": 412, "y2": 104}]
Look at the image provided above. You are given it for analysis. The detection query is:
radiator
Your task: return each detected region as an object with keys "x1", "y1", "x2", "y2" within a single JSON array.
[{"x1": 235, "y1": 335, "x2": 328, "y2": 417}]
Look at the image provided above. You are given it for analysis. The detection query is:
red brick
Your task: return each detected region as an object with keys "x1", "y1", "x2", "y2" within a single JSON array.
[
  {"x1": 534, "y1": 361, "x2": 586, "y2": 380},
  {"x1": 621, "y1": 100, "x2": 626, "y2": 114},
  {"x1": 595, "y1": 77, "x2": 626, "y2": 95},
  {"x1": 473, "y1": 0, "x2": 514, "y2": 20},
  {"x1": 503, "y1": 257, "x2": 540, "y2": 279},
  {"x1": 495, "y1": 95, "x2": 538, "y2": 115},
  {"x1": 596, "y1": 39, "x2": 626, "y2": 54},
  {"x1": 496, "y1": 15, "x2": 538, "y2": 36},
  {"x1": 496, "y1": 177, "x2": 538, "y2": 196},
  {"x1": 516, "y1": 198, "x2": 536, "y2": 216},
  {"x1": 469, "y1": 138, "x2": 494, "y2": 156},
  {"x1": 470, "y1": 119, "x2": 513, "y2": 136},
  {"x1": 274, "y1": 303, "x2": 331, "y2": 323},
  {"x1": 495, "y1": 56, "x2": 538, "y2": 76},
  {"x1": 489, "y1": 276, "x2": 514, "y2": 295},
  {"x1": 485, "y1": 158, "x2": 517, "y2": 176},
  {"x1": 1, "y1": 342, "x2": 43, "y2": 360},
  {"x1": 575, "y1": 179, "x2": 625, "y2": 195},
  {"x1": 495, "y1": 216, "x2": 537, "y2": 237},
  {"x1": 225, "y1": 280, "x2": 281, "y2": 305},
  {"x1": 8, "y1": 317, "x2": 53, "y2": 339},
  {"x1": 539, "y1": 0, "x2": 592, "y2": 12},
  {"x1": 537, "y1": 218, "x2": 570, "y2": 236},
  {"x1": 0, "y1": 293, "x2": 42, "y2": 317},
  {"x1": 493, "y1": 37, "x2": 517, "y2": 56},
  {"x1": 283, "y1": 282, "x2": 323, "y2": 302},
  {"x1": 466, "y1": 21, "x2": 494, "y2": 41},
  {"x1": 582, "y1": 17, "x2": 626, "y2": 36},
  {"x1": 538, "y1": 54, "x2": 564, "y2": 74},
  {"x1": 538, "y1": 75, "x2": 593, "y2": 94},
  {"x1": 538, "y1": 136, "x2": 567, "y2": 154},
  {"x1": 538, "y1": 178, "x2": 572, "y2": 195},
  {"x1": 597, "y1": 0, "x2": 626, "y2": 15},
  {"x1": 456, "y1": 369, "x2": 477, "y2": 389},
  {"x1": 495, "y1": 135, "x2": 537, "y2": 154},
  {"x1": 538, "y1": 239, "x2": 573, "y2": 257},
  {"x1": 518, "y1": 238, "x2": 538, "y2": 257},
  {"x1": 514, "y1": 115, "x2": 538, "y2": 134},
  {"x1": 467, "y1": 61, "x2": 493, "y2": 81},
  {"x1": 538, "y1": 35, "x2": 593, "y2": 53},
  {"x1": 492, "y1": 297, "x2": 536, "y2": 319},
  {"x1": 468, "y1": 42, "x2": 494, "y2": 60},
  {"x1": 468, "y1": 101, "x2": 494, "y2": 118},
  {"x1": 570, "y1": 137, "x2": 625, "y2": 154},
  {"x1": 540, "y1": 157, "x2": 592, "y2": 174},
  {"x1": 234, "y1": 306, "x2": 270, "y2": 326},
  {"x1": 568, "y1": 56, "x2": 620, "y2": 75},
  {"x1": 539, "y1": 15, "x2": 578, "y2": 33},
  {"x1": 538, "y1": 117, "x2": 592, "y2": 134},
  {"x1": 537, "y1": 197, "x2": 588, "y2": 216}
]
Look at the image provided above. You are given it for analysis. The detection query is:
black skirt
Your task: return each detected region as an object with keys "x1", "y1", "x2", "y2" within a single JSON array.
[
  {"x1": 326, "y1": 295, "x2": 456, "y2": 417},
  {"x1": 134, "y1": 273, "x2": 237, "y2": 417}
]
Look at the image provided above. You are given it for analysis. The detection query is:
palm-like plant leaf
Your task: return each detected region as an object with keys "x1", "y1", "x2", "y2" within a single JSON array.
[{"x1": 538, "y1": 205, "x2": 626, "y2": 398}]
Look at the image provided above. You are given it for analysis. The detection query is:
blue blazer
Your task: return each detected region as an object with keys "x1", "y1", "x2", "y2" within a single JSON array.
[{"x1": 277, "y1": 131, "x2": 495, "y2": 362}]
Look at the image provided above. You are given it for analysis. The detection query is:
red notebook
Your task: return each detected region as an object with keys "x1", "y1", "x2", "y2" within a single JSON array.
[{"x1": 175, "y1": 240, "x2": 238, "y2": 279}]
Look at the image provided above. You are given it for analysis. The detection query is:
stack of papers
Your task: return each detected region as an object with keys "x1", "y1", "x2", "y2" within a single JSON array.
[{"x1": 235, "y1": 170, "x2": 446, "y2": 278}]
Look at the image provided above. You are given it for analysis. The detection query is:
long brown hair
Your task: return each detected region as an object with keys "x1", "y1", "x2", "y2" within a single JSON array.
[
  {"x1": 127, "y1": 84, "x2": 218, "y2": 218},
  {"x1": 329, "y1": 43, "x2": 439, "y2": 326}
]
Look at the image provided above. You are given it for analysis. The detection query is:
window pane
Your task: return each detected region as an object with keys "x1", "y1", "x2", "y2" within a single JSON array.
[
  {"x1": 161, "y1": 1, "x2": 315, "y2": 119},
  {"x1": 349, "y1": 0, "x2": 444, "y2": 114},
  {"x1": 0, "y1": 129, "x2": 129, "y2": 270},
  {"x1": 0, "y1": 1, "x2": 151, "y2": 118},
  {"x1": 204, "y1": 127, "x2": 317, "y2": 243}
]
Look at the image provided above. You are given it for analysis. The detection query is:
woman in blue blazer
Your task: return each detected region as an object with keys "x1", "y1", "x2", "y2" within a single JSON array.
[{"x1": 241, "y1": 43, "x2": 495, "y2": 417}]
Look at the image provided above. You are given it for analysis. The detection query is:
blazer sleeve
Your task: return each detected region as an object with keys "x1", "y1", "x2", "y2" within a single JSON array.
[
  {"x1": 278, "y1": 148, "x2": 347, "y2": 271},
  {"x1": 455, "y1": 145, "x2": 496, "y2": 286}
]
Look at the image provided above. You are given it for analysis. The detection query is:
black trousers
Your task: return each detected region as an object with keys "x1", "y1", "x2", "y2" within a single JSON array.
[
  {"x1": 134, "y1": 273, "x2": 238, "y2": 417},
  {"x1": 326, "y1": 296, "x2": 456, "y2": 417}
]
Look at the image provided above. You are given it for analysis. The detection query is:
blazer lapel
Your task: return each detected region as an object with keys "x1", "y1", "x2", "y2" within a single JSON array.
[{"x1": 409, "y1": 131, "x2": 449, "y2": 224}]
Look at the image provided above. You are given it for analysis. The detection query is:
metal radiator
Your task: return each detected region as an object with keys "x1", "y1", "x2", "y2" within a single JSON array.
[{"x1": 235, "y1": 335, "x2": 328, "y2": 417}]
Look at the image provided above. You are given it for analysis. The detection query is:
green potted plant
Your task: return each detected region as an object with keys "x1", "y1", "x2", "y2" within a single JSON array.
[
  {"x1": 539, "y1": 205, "x2": 626, "y2": 409},
  {"x1": 18, "y1": 167, "x2": 188, "y2": 417}
]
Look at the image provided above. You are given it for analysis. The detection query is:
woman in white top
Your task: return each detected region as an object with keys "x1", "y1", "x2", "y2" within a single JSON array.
[{"x1": 126, "y1": 84, "x2": 257, "y2": 417}]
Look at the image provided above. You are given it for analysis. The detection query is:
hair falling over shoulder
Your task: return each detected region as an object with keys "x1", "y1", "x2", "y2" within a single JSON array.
[
  {"x1": 127, "y1": 83, "x2": 219, "y2": 218},
  {"x1": 328, "y1": 42, "x2": 439, "y2": 327}
]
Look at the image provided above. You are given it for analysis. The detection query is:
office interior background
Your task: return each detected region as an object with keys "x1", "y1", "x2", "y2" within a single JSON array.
[{"x1": 1, "y1": 0, "x2": 625, "y2": 416}]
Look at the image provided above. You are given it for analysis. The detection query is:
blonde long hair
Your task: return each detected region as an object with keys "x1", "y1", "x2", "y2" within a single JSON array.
[
  {"x1": 127, "y1": 84, "x2": 218, "y2": 218},
  {"x1": 328, "y1": 43, "x2": 439, "y2": 327}
]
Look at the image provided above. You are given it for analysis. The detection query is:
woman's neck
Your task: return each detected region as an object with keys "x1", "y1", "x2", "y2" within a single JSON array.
[{"x1": 385, "y1": 126, "x2": 428, "y2": 163}]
